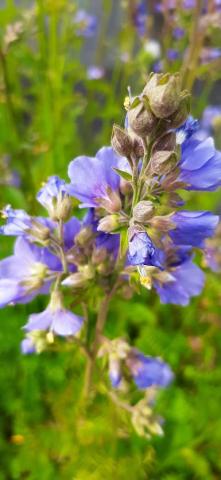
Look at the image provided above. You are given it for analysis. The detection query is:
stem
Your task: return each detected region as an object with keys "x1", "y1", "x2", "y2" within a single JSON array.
[
  {"x1": 181, "y1": 0, "x2": 204, "y2": 91},
  {"x1": 82, "y1": 289, "x2": 115, "y2": 400}
]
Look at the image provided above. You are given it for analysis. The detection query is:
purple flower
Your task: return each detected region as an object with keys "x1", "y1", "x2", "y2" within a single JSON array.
[
  {"x1": 21, "y1": 337, "x2": 36, "y2": 354},
  {"x1": 37, "y1": 176, "x2": 71, "y2": 221},
  {"x1": 201, "y1": 48, "x2": 221, "y2": 64},
  {"x1": 167, "y1": 48, "x2": 180, "y2": 61},
  {"x1": 134, "y1": 1, "x2": 148, "y2": 37},
  {"x1": 109, "y1": 358, "x2": 122, "y2": 387},
  {"x1": 170, "y1": 211, "x2": 219, "y2": 247},
  {"x1": 154, "y1": 259, "x2": 204, "y2": 306},
  {"x1": 127, "y1": 350, "x2": 174, "y2": 389},
  {"x1": 0, "y1": 205, "x2": 51, "y2": 239},
  {"x1": 0, "y1": 237, "x2": 60, "y2": 307},
  {"x1": 128, "y1": 227, "x2": 162, "y2": 268},
  {"x1": 176, "y1": 116, "x2": 199, "y2": 145},
  {"x1": 173, "y1": 27, "x2": 185, "y2": 39},
  {"x1": 67, "y1": 147, "x2": 122, "y2": 212},
  {"x1": 24, "y1": 291, "x2": 83, "y2": 337},
  {"x1": 178, "y1": 135, "x2": 221, "y2": 191},
  {"x1": 74, "y1": 10, "x2": 97, "y2": 38},
  {"x1": 87, "y1": 66, "x2": 105, "y2": 80}
]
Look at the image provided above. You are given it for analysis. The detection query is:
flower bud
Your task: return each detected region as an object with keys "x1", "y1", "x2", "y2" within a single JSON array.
[
  {"x1": 166, "y1": 91, "x2": 191, "y2": 128},
  {"x1": 143, "y1": 73, "x2": 182, "y2": 118},
  {"x1": 92, "y1": 247, "x2": 107, "y2": 264},
  {"x1": 127, "y1": 98, "x2": 157, "y2": 137},
  {"x1": 152, "y1": 131, "x2": 176, "y2": 153},
  {"x1": 111, "y1": 124, "x2": 133, "y2": 157},
  {"x1": 151, "y1": 150, "x2": 178, "y2": 175},
  {"x1": 55, "y1": 195, "x2": 72, "y2": 222},
  {"x1": 97, "y1": 214, "x2": 119, "y2": 233},
  {"x1": 75, "y1": 227, "x2": 93, "y2": 246},
  {"x1": 149, "y1": 214, "x2": 176, "y2": 232},
  {"x1": 133, "y1": 201, "x2": 155, "y2": 223}
]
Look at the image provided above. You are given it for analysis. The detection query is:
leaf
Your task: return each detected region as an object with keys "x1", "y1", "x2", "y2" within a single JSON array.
[{"x1": 113, "y1": 168, "x2": 132, "y2": 182}]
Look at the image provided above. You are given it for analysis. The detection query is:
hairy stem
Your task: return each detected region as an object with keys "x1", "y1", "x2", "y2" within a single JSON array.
[{"x1": 82, "y1": 289, "x2": 115, "y2": 400}]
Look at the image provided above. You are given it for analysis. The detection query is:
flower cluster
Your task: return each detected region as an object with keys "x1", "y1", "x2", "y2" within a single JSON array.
[{"x1": 0, "y1": 72, "x2": 220, "y2": 437}]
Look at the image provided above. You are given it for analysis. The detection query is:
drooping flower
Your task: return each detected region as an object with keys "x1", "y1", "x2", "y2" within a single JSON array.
[
  {"x1": 0, "y1": 237, "x2": 60, "y2": 307},
  {"x1": 126, "y1": 350, "x2": 174, "y2": 389},
  {"x1": 24, "y1": 291, "x2": 83, "y2": 337},
  {"x1": 67, "y1": 147, "x2": 122, "y2": 212},
  {"x1": 170, "y1": 211, "x2": 219, "y2": 247},
  {"x1": 128, "y1": 226, "x2": 162, "y2": 268}
]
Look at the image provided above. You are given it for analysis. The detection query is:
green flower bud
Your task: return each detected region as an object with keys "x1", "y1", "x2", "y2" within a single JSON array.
[
  {"x1": 133, "y1": 200, "x2": 155, "y2": 223},
  {"x1": 97, "y1": 214, "x2": 119, "y2": 233},
  {"x1": 151, "y1": 150, "x2": 178, "y2": 175},
  {"x1": 55, "y1": 195, "x2": 72, "y2": 222},
  {"x1": 127, "y1": 98, "x2": 157, "y2": 137},
  {"x1": 143, "y1": 73, "x2": 182, "y2": 119},
  {"x1": 111, "y1": 124, "x2": 133, "y2": 157},
  {"x1": 166, "y1": 91, "x2": 191, "y2": 128}
]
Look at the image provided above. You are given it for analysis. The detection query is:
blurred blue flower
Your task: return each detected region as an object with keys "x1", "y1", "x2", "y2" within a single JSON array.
[
  {"x1": 74, "y1": 10, "x2": 97, "y2": 38},
  {"x1": 67, "y1": 147, "x2": 122, "y2": 212},
  {"x1": 24, "y1": 291, "x2": 83, "y2": 337},
  {"x1": 173, "y1": 27, "x2": 185, "y2": 39},
  {"x1": 127, "y1": 350, "x2": 174, "y2": 389},
  {"x1": 87, "y1": 66, "x2": 105, "y2": 80},
  {"x1": 178, "y1": 134, "x2": 221, "y2": 191},
  {"x1": 167, "y1": 48, "x2": 180, "y2": 61},
  {"x1": 21, "y1": 337, "x2": 36, "y2": 354},
  {"x1": 134, "y1": 1, "x2": 148, "y2": 37},
  {"x1": 201, "y1": 106, "x2": 221, "y2": 134},
  {"x1": 170, "y1": 210, "x2": 219, "y2": 247},
  {"x1": 154, "y1": 258, "x2": 205, "y2": 306}
]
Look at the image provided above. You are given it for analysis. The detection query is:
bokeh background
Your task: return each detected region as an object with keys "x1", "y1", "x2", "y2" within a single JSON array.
[{"x1": 1, "y1": 1, "x2": 221, "y2": 478}]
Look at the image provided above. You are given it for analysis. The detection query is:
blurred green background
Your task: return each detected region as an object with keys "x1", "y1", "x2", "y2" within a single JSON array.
[{"x1": 0, "y1": 1, "x2": 221, "y2": 478}]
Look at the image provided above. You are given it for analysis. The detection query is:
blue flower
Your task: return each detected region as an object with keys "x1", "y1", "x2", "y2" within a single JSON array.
[
  {"x1": 178, "y1": 135, "x2": 221, "y2": 191},
  {"x1": 128, "y1": 227, "x2": 162, "y2": 268},
  {"x1": 87, "y1": 66, "x2": 105, "y2": 80},
  {"x1": 0, "y1": 237, "x2": 60, "y2": 307},
  {"x1": 167, "y1": 48, "x2": 180, "y2": 61},
  {"x1": 170, "y1": 211, "x2": 219, "y2": 247},
  {"x1": 127, "y1": 350, "x2": 174, "y2": 389},
  {"x1": 67, "y1": 147, "x2": 122, "y2": 212},
  {"x1": 176, "y1": 116, "x2": 199, "y2": 145},
  {"x1": 24, "y1": 291, "x2": 83, "y2": 337},
  {"x1": 74, "y1": 10, "x2": 97, "y2": 38},
  {"x1": 154, "y1": 259, "x2": 205, "y2": 306},
  {"x1": 37, "y1": 175, "x2": 71, "y2": 221},
  {"x1": 134, "y1": 1, "x2": 148, "y2": 37},
  {"x1": 0, "y1": 205, "x2": 51, "y2": 239}
]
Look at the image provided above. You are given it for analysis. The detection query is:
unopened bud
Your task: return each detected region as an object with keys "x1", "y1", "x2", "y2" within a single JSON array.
[
  {"x1": 97, "y1": 214, "x2": 119, "y2": 233},
  {"x1": 151, "y1": 150, "x2": 177, "y2": 175},
  {"x1": 92, "y1": 247, "x2": 107, "y2": 264},
  {"x1": 149, "y1": 214, "x2": 175, "y2": 232},
  {"x1": 111, "y1": 124, "x2": 133, "y2": 157},
  {"x1": 153, "y1": 131, "x2": 176, "y2": 153},
  {"x1": 55, "y1": 195, "x2": 72, "y2": 222},
  {"x1": 144, "y1": 73, "x2": 182, "y2": 118},
  {"x1": 31, "y1": 220, "x2": 51, "y2": 242},
  {"x1": 166, "y1": 91, "x2": 191, "y2": 128},
  {"x1": 75, "y1": 227, "x2": 93, "y2": 246},
  {"x1": 62, "y1": 265, "x2": 94, "y2": 288},
  {"x1": 127, "y1": 98, "x2": 157, "y2": 137},
  {"x1": 133, "y1": 201, "x2": 155, "y2": 223}
]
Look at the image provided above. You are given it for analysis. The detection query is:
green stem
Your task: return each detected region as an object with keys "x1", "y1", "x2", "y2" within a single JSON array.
[{"x1": 82, "y1": 293, "x2": 111, "y2": 399}]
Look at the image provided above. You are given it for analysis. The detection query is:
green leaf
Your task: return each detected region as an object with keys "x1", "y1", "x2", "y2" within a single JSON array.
[{"x1": 113, "y1": 168, "x2": 132, "y2": 182}]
